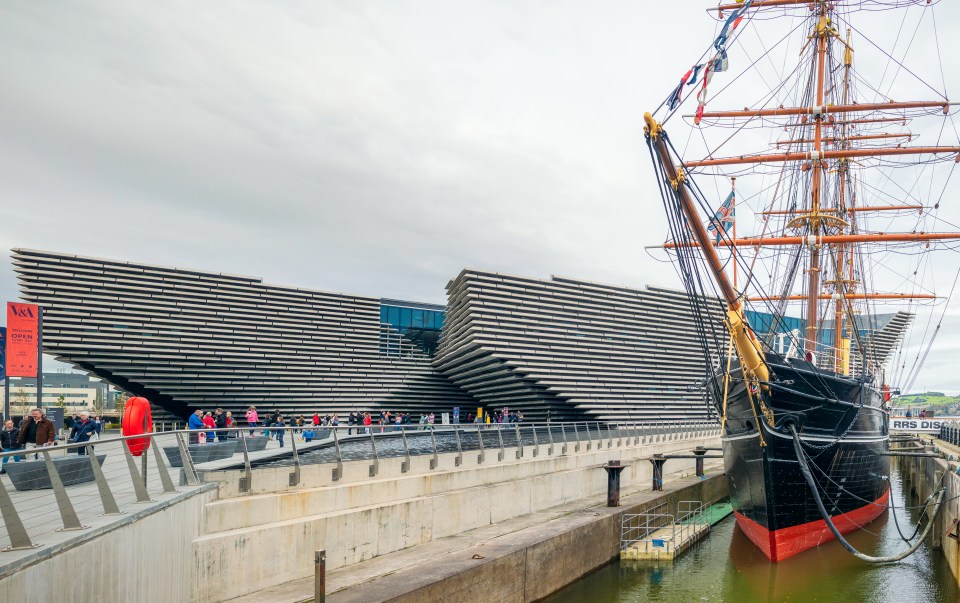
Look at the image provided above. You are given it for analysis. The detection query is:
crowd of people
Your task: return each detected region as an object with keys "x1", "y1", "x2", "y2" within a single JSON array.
[
  {"x1": 0, "y1": 405, "x2": 532, "y2": 473},
  {"x1": 182, "y1": 405, "x2": 527, "y2": 448}
]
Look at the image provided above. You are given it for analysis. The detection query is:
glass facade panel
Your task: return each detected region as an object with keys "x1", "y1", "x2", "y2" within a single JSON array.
[{"x1": 380, "y1": 301, "x2": 446, "y2": 356}]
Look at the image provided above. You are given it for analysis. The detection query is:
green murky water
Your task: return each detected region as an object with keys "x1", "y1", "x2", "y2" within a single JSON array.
[{"x1": 545, "y1": 469, "x2": 958, "y2": 602}]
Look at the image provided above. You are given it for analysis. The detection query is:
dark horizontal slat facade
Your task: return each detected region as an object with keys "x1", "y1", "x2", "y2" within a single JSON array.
[
  {"x1": 433, "y1": 269, "x2": 727, "y2": 423},
  {"x1": 12, "y1": 250, "x2": 911, "y2": 424},
  {"x1": 12, "y1": 249, "x2": 475, "y2": 420}
]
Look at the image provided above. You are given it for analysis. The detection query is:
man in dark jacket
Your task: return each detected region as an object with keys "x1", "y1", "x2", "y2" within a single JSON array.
[
  {"x1": 69, "y1": 411, "x2": 98, "y2": 455},
  {"x1": 214, "y1": 408, "x2": 227, "y2": 441},
  {"x1": 17, "y1": 408, "x2": 56, "y2": 458},
  {"x1": 1, "y1": 419, "x2": 22, "y2": 473}
]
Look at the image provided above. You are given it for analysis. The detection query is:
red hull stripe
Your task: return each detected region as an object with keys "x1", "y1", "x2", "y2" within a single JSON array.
[{"x1": 734, "y1": 487, "x2": 890, "y2": 562}]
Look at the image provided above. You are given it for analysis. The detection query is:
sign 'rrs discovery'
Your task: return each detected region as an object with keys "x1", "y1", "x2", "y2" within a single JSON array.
[
  {"x1": 890, "y1": 417, "x2": 945, "y2": 434},
  {"x1": 5, "y1": 302, "x2": 39, "y2": 378}
]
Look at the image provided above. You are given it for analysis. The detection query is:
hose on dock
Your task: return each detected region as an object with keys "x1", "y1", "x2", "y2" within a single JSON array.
[{"x1": 789, "y1": 425, "x2": 945, "y2": 563}]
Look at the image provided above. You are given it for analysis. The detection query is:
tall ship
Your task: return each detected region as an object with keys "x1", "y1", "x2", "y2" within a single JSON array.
[{"x1": 645, "y1": 0, "x2": 959, "y2": 561}]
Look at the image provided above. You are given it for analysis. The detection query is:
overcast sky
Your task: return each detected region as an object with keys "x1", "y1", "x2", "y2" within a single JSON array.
[{"x1": 2, "y1": 0, "x2": 959, "y2": 392}]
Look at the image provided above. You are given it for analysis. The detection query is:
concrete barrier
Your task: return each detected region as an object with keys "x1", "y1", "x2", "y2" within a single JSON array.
[{"x1": 0, "y1": 485, "x2": 218, "y2": 600}]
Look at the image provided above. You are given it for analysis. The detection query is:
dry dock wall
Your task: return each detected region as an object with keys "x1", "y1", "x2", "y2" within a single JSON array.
[
  {"x1": 898, "y1": 438, "x2": 960, "y2": 586},
  {"x1": 192, "y1": 432, "x2": 720, "y2": 602},
  {"x1": 327, "y1": 473, "x2": 728, "y2": 603}
]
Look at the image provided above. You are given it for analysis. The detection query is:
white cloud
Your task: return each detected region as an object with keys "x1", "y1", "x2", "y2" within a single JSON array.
[{"x1": 1, "y1": 0, "x2": 960, "y2": 390}]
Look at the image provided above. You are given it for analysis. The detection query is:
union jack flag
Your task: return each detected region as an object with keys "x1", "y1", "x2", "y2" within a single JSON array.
[{"x1": 707, "y1": 191, "x2": 735, "y2": 244}]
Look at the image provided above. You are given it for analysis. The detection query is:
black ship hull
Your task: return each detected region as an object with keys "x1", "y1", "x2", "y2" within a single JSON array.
[{"x1": 713, "y1": 353, "x2": 890, "y2": 562}]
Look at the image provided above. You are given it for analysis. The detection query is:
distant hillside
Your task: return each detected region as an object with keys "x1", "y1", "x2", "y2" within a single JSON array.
[{"x1": 894, "y1": 392, "x2": 959, "y2": 413}]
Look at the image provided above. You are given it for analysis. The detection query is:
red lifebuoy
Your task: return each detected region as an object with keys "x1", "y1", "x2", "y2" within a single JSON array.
[{"x1": 122, "y1": 396, "x2": 153, "y2": 456}]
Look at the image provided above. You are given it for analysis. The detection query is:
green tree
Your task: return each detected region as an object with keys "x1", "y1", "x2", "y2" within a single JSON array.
[
  {"x1": 93, "y1": 387, "x2": 105, "y2": 416},
  {"x1": 56, "y1": 394, "x2": 66, "y2": 408},
  {"x1": 114, "y1": 392, "x2": 129, "y2": 418},
  {"x1": 12, "y1": 387, "x2": 31, "y2": 417}
]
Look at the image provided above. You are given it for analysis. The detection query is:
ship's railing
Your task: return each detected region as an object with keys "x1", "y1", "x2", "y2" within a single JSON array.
[{"x1": 0, "y1": 419, "x2": 720, "y2": 554}]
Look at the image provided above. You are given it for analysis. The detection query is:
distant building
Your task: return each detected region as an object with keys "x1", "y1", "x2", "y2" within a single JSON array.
[{"x1": 7, "y1": 372, "x2": 108, "y2": 414}]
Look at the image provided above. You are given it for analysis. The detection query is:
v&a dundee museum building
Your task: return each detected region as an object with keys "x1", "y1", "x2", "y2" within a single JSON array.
[{"x1": 11, "y1": 249, "x2": 911, "y2": 424}]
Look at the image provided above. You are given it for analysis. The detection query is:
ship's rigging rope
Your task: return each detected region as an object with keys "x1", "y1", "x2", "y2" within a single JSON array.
[
  {"x1": 653, "y1": 129, "x2": 850, "y2": 407},
  {"x1": 665, "y1": 4, "x2": 959, "y2": 396},
  {"x1": 790, "y1": 424, "x2": 945, "y2": 562}
]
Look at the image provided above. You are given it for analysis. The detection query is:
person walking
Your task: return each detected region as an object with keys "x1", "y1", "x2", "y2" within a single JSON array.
[
  {"x1": 69, "y1": 411, "x2": 98, "y2": 455},
  {"x1": 275, "y1": 416, "x2": 286, "y2": 448},
  {"x1": 188, "y1": 409, "x2": 205, "y2": 443},
  {"x1": 225, "y1": 411, "x2": 236, "y2": 437},
  {"x1": 362, "y1": 412, "x2": 372, "y2": 434},
  {"x1": 17, "y1": 408, "x2": 56, "y2": 459},
  {"x1": 245, "y1": 406, "x2": 259, "y2": 436},
  {"x1": 214, "y1": 408, "x2": 227, "y2": 441},
  {"x1": 202, "y1": 412, "x2": 216, "y2": 442},
  {"x1": 1, "y1": 420, "x2": 22, "y2": 473}
]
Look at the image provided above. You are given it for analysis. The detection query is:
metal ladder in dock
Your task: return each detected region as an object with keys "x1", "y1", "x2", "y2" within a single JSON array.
[{"x1": 620, "y1": 501, "x2": 710, "y2": 562}]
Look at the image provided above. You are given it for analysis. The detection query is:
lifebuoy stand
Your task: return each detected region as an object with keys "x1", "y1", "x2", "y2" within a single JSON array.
[{"x1": 122, "y1": 396, "x2": 153, "y2": 456}]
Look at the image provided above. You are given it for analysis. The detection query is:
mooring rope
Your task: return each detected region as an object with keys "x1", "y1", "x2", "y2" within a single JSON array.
[{"x1": 789, "y1": 424, "x2": 945, "y2": 563}]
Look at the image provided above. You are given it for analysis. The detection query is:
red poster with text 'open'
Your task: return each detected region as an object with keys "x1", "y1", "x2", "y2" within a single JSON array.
[{"x1": 6, "y1": 302, "x2": 39, "y2": 378}]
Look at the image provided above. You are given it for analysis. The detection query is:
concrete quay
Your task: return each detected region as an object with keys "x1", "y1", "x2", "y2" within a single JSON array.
[
  {"x1": 193, "y1": 427, "x2": 720, "y2": 602},
  {"x1": 233, "y1": 464, "x2": 726, "y2": 602}
]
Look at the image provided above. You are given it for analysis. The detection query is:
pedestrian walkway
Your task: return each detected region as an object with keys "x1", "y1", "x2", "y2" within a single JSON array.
[{"x1": 0, "y1": 438, "x2": 208, "y2": 570}]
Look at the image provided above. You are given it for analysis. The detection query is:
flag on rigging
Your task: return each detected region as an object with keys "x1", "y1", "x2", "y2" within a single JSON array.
[
  {"x1": 666, "y1": 0, "x2": 753, "y2": 112},
  {"x1": 707, "y1": 191, "x2": 735, "y2": 244}
]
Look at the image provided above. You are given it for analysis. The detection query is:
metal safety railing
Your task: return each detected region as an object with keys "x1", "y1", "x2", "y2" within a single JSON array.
[
  {"x1": 620, "y1": 500, "x2": 706, "y2": 554},
  {"x1": 621, "y1": 502, "x2": 670, "y2": 548},
  {"x1": 0, "y1": 429, "x2": 202, "y2": 553},
  {"x1": 0, "y1": 419, "x2": 720, "y2": 555}
]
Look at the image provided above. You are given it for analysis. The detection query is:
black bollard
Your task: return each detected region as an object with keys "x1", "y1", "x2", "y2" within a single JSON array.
[
  {"x1": 315, "y1": 549, "x2": 326, "y2": 603},
  {"x1": 693, "y1": 446, "x2": 707, "y2": 477},
  {"x1": 602, "y1": 460, "x2": 627, "y2": 507},
  {"x1": 650, "y1": 454, "x2": 666, "y2": 491}
]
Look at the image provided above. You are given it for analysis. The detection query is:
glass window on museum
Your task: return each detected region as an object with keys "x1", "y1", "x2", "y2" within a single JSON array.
[{"x1": 379, "y1": 300, "x2": 445, "y2": 356}]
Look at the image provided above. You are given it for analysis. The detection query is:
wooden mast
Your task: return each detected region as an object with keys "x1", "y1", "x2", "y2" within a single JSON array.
[
  {"x1": 682, "y1": 146, "x2": 960, "y2": 168},
  {"x1": 663, "y1": 231, "x2": 960, "y2": 248},
  {"x1": 693, "y1": 100, "x2": 955, "y2": 119},
  {"x1": 644, "y1": 113, "x2": 770, "y2": 384},
  {"x1": 804, "y1": 7, "x2": 829, "y2": 355},
  {"x1": 832, "y1": 28, "x2": 854, "y2": 374}
]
